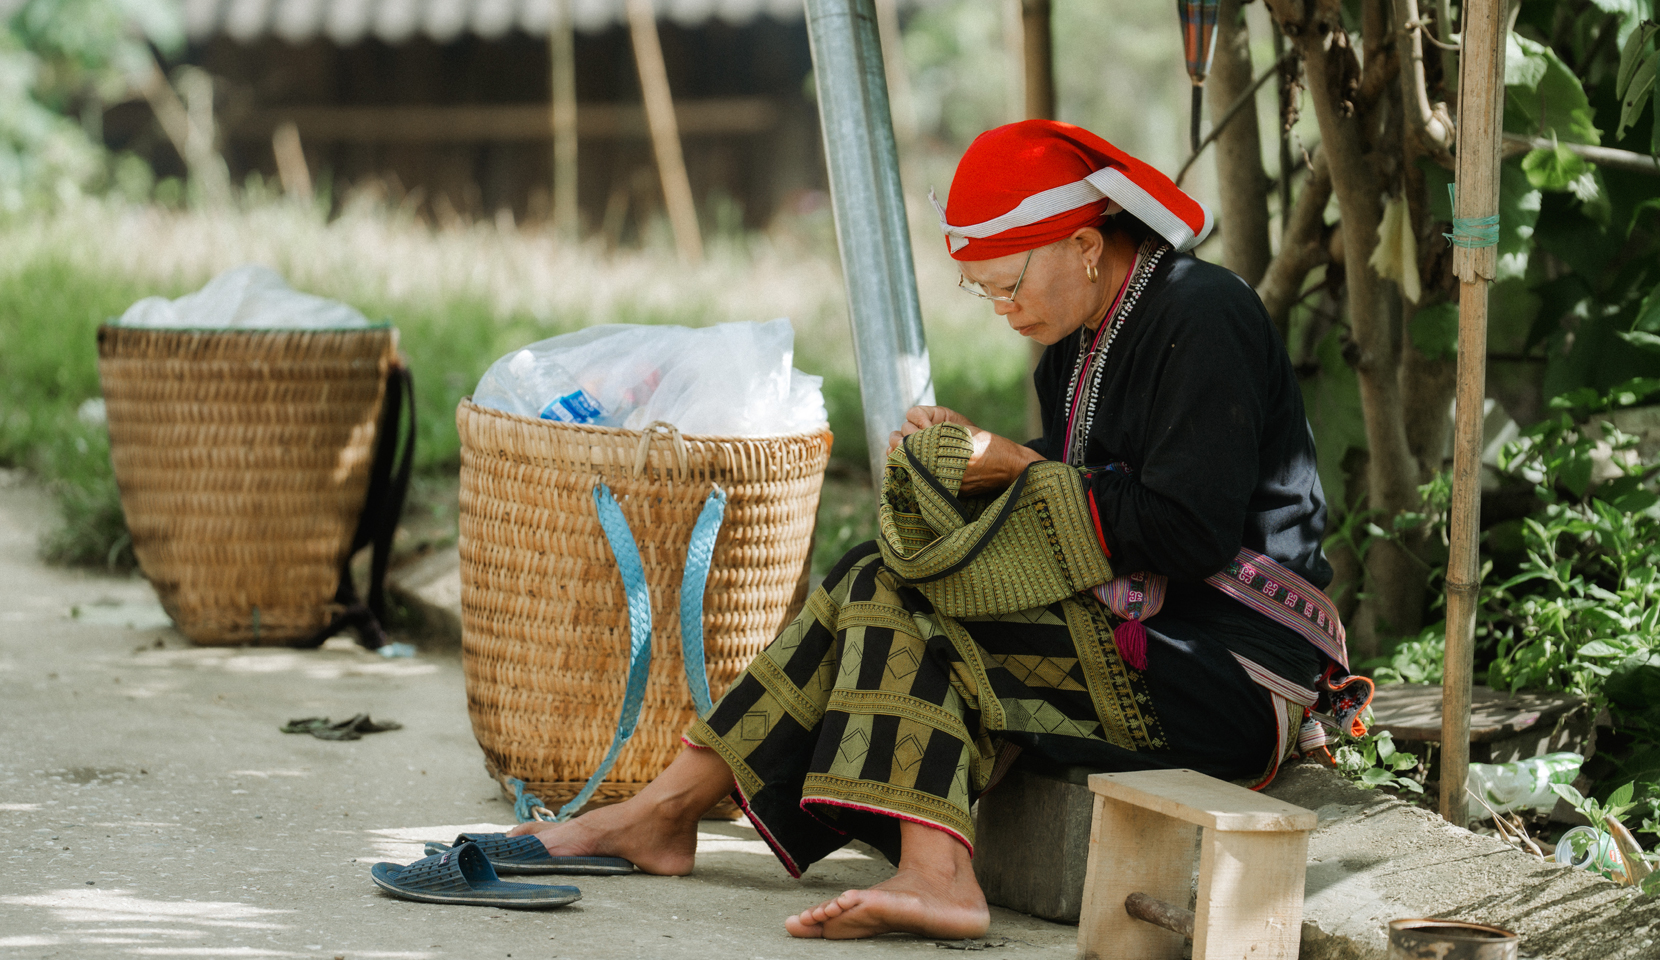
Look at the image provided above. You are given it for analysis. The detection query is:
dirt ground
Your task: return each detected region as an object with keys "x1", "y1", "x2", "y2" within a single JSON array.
[{"x1": 0, "y1": 475, "x2": 1078, "y2": 960}]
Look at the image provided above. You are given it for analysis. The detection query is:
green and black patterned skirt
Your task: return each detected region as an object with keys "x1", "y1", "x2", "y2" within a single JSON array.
[{"x1": 686, "y1": 542, "x2": 1293, "y2": 875}]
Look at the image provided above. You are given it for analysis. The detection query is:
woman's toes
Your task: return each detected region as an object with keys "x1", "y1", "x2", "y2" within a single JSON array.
[{"x1": 785, "y1": 913, "x2": 824, "y2": 938}]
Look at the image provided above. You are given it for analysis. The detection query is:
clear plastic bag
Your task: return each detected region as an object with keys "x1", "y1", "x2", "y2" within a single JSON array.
[
  {"x1": 472, "y1": 319, "x2": 827, "y2": 437},
  {"x1": 116, "y1": 265, "x2": 374, "y2": 330}
]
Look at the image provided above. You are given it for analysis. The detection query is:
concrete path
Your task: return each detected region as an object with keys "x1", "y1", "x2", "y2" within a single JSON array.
[{"x1": 0, "y1": 478, "x2": 1076, "y2": 960}]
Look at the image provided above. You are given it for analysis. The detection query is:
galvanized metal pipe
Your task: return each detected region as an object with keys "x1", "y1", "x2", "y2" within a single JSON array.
[{"x1": 804, "y1": 0, "x2": 935, "y2": 482}]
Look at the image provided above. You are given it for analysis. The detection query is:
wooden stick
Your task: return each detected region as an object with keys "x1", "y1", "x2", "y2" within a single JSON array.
[
  {"x1": 270, "y1": 121, "x2": 312, "y2": 201},
  {"x1": 1440, "y1": 0, "x2": 1507, "y2": 829},
  {"x1": 550, "y1": 0, "x2": 578, "y2": 242},
  {"x1": 1175, "y1": 54, "x2": 1287, "y2": 186},
  {"x1": 1125, "y1": 892, "x2": 1197, "y2": 940},
  {"x1": 625, "y1": 0, "x2": 703, "y2": 263}
]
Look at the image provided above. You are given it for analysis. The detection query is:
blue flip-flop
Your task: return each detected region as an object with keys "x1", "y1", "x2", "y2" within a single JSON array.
[
  {"x1": 371, "y1": 841, "x2": 582, "y2": 909},
  {"x1": 421, "y1": 833, "x2": 635, "y2": 876}
]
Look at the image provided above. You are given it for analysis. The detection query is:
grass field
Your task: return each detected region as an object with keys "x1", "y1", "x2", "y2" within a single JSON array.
[{"x1": 0, "y1": 197, "x2": 1030, "y2": 572}]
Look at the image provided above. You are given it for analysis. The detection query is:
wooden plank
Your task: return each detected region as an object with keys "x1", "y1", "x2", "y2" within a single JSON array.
[
  {"x1": 1077, "y1": 794, "x2": 1196, "y2": 960},
  {"x1": 231, "y1": 99, "x2": 781, "y2": 144},
  {"x1": 1087, "y1": 770, "x2": 1316, "y2": 833},
  {"x1": 1192, "y1": 828, "x2": 1308, "y2": 960},
  {"x1": 1371, "y1": 683, "x2": 1586, "y2": 743}
]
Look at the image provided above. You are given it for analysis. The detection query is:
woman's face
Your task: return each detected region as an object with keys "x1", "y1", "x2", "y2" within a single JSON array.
[{"x1": 958, "y1": 233, "x2": 1106, "y2": 346}]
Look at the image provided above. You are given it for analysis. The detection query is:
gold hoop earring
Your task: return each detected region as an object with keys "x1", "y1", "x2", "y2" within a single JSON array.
[{"x1": 1086, "y1": 263, "x2": 1099, "y2": 283}]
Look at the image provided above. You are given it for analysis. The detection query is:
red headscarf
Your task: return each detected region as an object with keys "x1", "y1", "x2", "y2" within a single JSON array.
[{"x1": 931, "y1": 120, "x2": 1213, "y2": 261}]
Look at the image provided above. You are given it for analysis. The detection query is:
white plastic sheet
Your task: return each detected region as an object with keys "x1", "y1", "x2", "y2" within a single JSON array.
[
  {"x1": 116, "y1": 265, "x2": 374, "y2": 330},
  {"x1": 473, "y1": 319, "x2": 828, "y2": 437}
]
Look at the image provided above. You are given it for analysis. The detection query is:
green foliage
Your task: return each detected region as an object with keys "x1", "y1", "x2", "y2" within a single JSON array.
[
  {"x1": 1507, "y1": 34, "x2": 1602, "y2": 145},
  {"x1": 1615, "y1": 20, "x2": 1659, "y2": 152},
  {"x1": 1333, "y1": 726, "x2": 1424, "y2": 794},
  {"x1": 1371, "y1": 623, "x2": 1446, "y2": 685},
  {"x1": 1480, "y1": 381, "x2": 1660, "y2": 696},
  {"x1": 1522, "y1": 142, "x2": 1592, "y2": 192},
  {"x1": 0, "y1": 258, "x2": 180, "y2": 567},
  {"x1": 1409, "y1": 302, "x2": 1460, "y2": 361},
  {"x1": 1, "y1": 0, "x2": 181, "y2": 208}
]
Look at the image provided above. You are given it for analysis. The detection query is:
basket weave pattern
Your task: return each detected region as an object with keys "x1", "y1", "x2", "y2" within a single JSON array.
[
  {"x1": 97, "y1": 326, "x2": 395, "y2": 645},
  {"x1": 456, "y1": 400, "x2": 830, "y2": 809}
]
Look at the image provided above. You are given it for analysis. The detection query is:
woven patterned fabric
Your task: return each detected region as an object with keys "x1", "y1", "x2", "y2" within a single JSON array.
[
  {"x1": 97, "y1": 325, "x2": 396, "y2": 645},
  {"x1": 686, "y1": 543, "x2": 1166, "y2": 873},
  {"x1": 876, "y1": 423, "x2": 1112, "y2": 616},
  {"x1": 456, "y1": 400, "x2": 831, "y2": 811}
]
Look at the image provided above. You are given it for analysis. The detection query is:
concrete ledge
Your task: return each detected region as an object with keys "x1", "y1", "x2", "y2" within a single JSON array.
[{"x1": 1264, "y1": 759, "x2": 1659, "y2": 959}]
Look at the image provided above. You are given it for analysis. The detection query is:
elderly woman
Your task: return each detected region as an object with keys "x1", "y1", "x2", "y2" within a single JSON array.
[{"x1": 510, "y1": 120, "x2": 1358, "y2": 940}]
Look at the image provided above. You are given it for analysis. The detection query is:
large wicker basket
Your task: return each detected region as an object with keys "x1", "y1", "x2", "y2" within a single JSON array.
[
  {"x1": 457, "y1": 399, "x2": 831, "y2": 811},
  {"x1": 97, "y1": 325, "x2": 398, "y2": 645}
]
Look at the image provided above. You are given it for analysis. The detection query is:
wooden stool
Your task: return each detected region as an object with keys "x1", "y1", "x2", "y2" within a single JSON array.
[{"x1": 1077, "y1": 769, "x2": 1316, "y2": 960}]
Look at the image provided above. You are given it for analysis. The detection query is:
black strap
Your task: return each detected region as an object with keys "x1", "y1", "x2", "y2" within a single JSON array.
[
  {"x1": 900, "y1": 433, "x2": 974, "y2": 524},
  {"x1": 298, "y1": 362, "x2": 417, "y2": 649},
  {"x1": 896, "y1": 455, "x2": 1033, "y2": 585}
]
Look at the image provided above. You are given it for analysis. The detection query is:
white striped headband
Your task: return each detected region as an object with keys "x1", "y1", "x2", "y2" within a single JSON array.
[{"x1": 929, "y1": 166, "x2": 1214, "y2": 256}]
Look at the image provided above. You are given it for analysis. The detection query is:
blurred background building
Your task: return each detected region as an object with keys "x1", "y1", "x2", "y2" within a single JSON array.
[
  {"x1": 101, "y1": 0, "x2": 825, "y2": 235},
  {"x1": 87, "y1": 0, "x2": 1208, "y2": 243}
]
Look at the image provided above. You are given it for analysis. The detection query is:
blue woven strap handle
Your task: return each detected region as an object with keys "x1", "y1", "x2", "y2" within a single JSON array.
[
  {"x1": 514, "y1": 481, "x2": 726, "y2": 823},
  {"x1": 544, "y1": 482, "x2": 657, "y2": 822},
  {"x1": 679, "y1": 485, "x2": 726, "y2": 715}
]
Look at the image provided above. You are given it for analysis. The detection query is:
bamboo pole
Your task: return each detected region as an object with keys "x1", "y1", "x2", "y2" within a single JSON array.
[
  {"x1": 625, "y1": 0, "x2": 703, "y2": 263},
  {"x1": 1440, "y1": 0, "x2": 1507, "y2": 829},
  {"x1": 550, "y1": 0, "x2": 578, "y2": 243}
]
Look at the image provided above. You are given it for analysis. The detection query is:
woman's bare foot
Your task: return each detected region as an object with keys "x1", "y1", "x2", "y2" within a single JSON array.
[
  {"x1": 505, "y1": 746, "x2": 733, "y2": 876},
  {"x1": 785, "y1": 820, "x2": 989, "y2": 940}
]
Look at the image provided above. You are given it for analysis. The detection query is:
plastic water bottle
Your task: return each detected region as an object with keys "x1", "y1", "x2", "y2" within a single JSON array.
[
  {"x1": 539, "y1": 387, "x2": 605, "y2": 425},
  {"x1": 1555, "y1": 825, "x2": 1622, "y2": 874},
  {"x1": 476, "y1": 349, "x2": 606, "y2": 424}
]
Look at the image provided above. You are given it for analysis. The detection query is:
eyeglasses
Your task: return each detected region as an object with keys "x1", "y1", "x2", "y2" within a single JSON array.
[{"x1": 957, "y1": 250, "x2": 1033, "y2": 303}]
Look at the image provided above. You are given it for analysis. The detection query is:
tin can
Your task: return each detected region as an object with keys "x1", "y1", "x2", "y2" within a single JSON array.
[{"x1": 1386, "y1": 919, "x2": 1519, "y2": 960}]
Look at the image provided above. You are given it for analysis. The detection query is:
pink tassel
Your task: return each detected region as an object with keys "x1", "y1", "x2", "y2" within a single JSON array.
[{"x1": 1114, "y1": 619, "x2": 1148, "y2": 671}]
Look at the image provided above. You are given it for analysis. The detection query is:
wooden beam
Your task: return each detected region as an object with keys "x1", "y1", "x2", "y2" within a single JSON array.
[
  {"x1": 626, "y1": 0, "x2": 703, "y2": 263},
  {"x1": 550, "y1": 0, "x2": 578, "y2": 242},
  {"x1": 1441, "y1": 0, "x2": 1508, "y2": 830},
  {"x1": 230, "y1": 99, "x2": 780, "y2": 144}
]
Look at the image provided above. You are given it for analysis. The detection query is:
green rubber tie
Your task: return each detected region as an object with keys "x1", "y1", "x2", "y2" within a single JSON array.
[{"x1": 1443, "y1": 184, "x2": 1500, "y2": 248}]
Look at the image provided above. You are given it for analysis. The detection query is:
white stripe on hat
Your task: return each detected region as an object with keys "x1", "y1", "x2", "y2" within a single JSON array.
[{"x1": 931, "y1": 168, "x2": 1214, "y2": 255}]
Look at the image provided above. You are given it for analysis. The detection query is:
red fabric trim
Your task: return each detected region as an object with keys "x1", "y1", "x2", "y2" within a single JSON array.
[
  {"x1": 1086, "y1": 490, "x2": 1112, "y2": 559},
  {"x1": 680, "y1": 736, "x2": 711, "y2": 750},
  {"x1": 799, "y1": 797, "x2": 974, "y2": 859}
]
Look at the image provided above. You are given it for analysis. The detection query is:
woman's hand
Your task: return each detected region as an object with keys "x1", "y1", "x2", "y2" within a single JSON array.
[{"x1": 887, "y1": 405, "x2": 1044, "y2": 496}]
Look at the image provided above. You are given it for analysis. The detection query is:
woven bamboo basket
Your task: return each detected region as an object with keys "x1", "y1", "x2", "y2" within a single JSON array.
[
  {"x1": 97, "y1": 325, "x2": 397, "y2": 645},
  {"x1": 457, "y1": 399, "x2": 831, "y2": 811}
]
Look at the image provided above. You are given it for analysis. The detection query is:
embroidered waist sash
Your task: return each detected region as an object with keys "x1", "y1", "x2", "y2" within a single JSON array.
[
  {"x1": 1093, "y1": 549, "x2": 1373, "y2": 742},
  {"x1": 1092, "y1": 548, "x2": 1346, "y2": 669}
]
